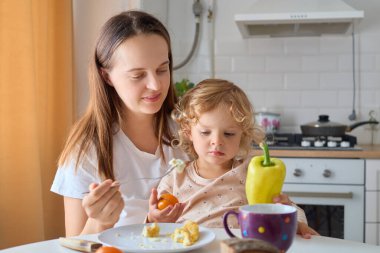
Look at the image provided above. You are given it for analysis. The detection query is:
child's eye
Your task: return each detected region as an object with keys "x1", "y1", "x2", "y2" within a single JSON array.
[
  {"x1": 225, "y1": 132, "x2": 235, "y2": 137},
  {"x1": 200, "y1": 131, "x2": 210, "y2": 136}
]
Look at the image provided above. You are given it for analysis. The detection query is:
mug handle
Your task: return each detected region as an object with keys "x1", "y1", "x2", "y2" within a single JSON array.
[{"x1": 223, "y1": 210, "x2": 239, "y2": 238}]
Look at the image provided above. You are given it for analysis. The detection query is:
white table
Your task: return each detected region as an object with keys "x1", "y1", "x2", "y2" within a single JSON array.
[{"x1": 2, "y1": 228, "x2": 380, "y2": 253}]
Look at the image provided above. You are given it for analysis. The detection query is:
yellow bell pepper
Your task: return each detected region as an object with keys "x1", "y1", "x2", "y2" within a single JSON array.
[{"x1": 246, "y1": 143, "x2": 286, "y2": 204}]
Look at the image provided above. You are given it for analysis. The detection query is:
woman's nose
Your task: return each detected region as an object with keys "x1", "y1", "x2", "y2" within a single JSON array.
[{"x1": 146, "y1": 73, "x2": 161, "y2": 90}]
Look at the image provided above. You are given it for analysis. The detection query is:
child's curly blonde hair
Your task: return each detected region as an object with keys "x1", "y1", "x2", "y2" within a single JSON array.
[{"x1": 172, "y1": 79, "x2": 264, "y2": 160}]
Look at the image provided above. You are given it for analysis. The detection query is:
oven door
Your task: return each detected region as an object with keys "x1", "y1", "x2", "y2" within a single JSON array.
[{"x1": 283, "y1": 184, "x2": 365, "y2": 242}]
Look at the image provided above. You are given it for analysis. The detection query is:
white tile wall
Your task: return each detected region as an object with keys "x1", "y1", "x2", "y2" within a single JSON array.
[
  {"x1": 360, "y1": 35, "x2": 380, "y2": 53},
  {"x1": 170, "y1": 0, "x2": 380, "y2": 144},
  {"x1": 215, "y1": 39, "x2": 249, "y2": 56},
  {"x1": 266, "y1": 56, "x2": 302, "y2": 72},
  {"x1": 285, "y1": 73, "x2": 319, "y2": 90},
  {"x1": 285, "y1": 37, "x2": 320, "y2": 55},
  {"x1": 320, "y1": 73, "x2": 352, "y2": 90},
  {"x1": 70, "y1": 0, "x2": 380, "y2": 145},
  {"x1": 250, "y1": 38, "x2": 285, "y2": 55},
  {"x1": 320, "y1": 37, "x2": 352, "y2": 54},
  {"x1": 214, "y1": 57, "x2": 231, "y2": 73},
  {"x1": 301, "y1": 55, "x2": 338, "y2": 72},
  {"x1": 248, "y1": 73, "x2": 283, "y2": 90},
  {"x1": 232, "y1": 56, "x2": 265, "y2": 72},
  {"x1": 376, "y1": 55, "x2": 380, "y2": 70}
]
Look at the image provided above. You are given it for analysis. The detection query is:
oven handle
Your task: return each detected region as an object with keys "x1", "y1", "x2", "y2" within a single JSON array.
[{"x1": 283, "y1": 191, "x2": 353, "y2": 199}]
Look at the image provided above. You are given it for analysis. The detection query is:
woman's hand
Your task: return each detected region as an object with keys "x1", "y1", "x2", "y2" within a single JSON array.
[
  {"x1": 147, "y1": 188, "x2": 185, "y2": 223},
  {"x1": 297, "y1": 221, "x2": 320, "y2": 239},
  {"x1": 82, "y1": 179, "x2": 124, "y2": 232}
]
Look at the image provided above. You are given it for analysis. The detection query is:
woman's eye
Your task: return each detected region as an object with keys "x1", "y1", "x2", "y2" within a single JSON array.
[
  {"x1": 157, "y1": 68, "x2": 168, "y2": 74},
  {"x1": 130, "y1": 73, "x2": 145, "y2": 80}
]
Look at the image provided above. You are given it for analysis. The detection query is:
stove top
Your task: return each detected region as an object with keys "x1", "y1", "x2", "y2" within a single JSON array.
[{"x1": 263, "y1": 133, "x2": 362, "y2": 151}]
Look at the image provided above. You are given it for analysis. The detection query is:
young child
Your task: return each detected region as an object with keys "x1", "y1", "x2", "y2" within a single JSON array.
[{"x1": 147, "y1": 79, "x2": 318, "y2": 238}]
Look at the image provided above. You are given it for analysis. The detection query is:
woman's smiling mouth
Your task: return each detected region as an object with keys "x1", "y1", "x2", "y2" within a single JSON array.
[{"x1": 143, "y1": 93, "x2": 161, "y2": 102}]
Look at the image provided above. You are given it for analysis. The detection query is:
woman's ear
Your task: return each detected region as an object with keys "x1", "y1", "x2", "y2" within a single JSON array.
[{"x1": 100, "y1": 68, "x2": 113, "y2": 86}]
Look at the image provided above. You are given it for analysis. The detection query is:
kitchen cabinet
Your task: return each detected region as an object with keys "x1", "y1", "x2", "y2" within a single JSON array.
[
  {"x1": 365, "y1": 159, "x2": 380, "y2": 245},
  {"x1": 282, "y1": 158, "x2": 365, "y2": 242}
]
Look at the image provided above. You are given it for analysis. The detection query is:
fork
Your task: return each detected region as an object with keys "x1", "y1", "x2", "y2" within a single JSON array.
[
  {"x1": 81, "y1": 163, "x2": 178, "y2": 195},
  {"x1": 116, "y1": 158, "x2": 185, "y2": 185},
  {"x1": 115, "y1": 163, "x2": 178, "y2": 185}
]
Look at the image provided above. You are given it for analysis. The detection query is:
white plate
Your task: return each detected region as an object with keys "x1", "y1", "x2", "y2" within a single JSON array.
[{"x1": 98, "y1": 223, "x2": 216, "y2": 253}]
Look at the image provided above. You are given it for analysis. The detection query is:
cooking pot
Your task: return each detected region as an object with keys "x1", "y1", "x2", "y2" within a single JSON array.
[{"x1": 301, "y1": 114, "x2": 379, "y2": 137}]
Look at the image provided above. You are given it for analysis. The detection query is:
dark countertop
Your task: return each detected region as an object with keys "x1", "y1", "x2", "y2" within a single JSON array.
[{"x1": 251, "y1": 145, "x2": 380, "y2": 159}]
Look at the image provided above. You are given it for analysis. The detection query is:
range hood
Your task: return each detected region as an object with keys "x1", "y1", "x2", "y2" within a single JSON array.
[{"x1": 235, "y1": 0, "x2": 364, "y2": 38}]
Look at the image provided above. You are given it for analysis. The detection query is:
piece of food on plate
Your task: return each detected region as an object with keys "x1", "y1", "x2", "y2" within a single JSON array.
[
  {"x1": 172, "y1": 228, "x2": 192, "y2": 246},
  {"x1": 157, "y1": 193, "x2": 179, "y2": 210},
  {"x1": 171, "y1": 220, "x2": 200, "y2": 246},
  {"x1": 182, "y1": 220, "x2": 200, "y2": 242},
  {"x1": 142, "y1": 222, "x2": 160, "y2": 237},
  {"x1": 169, "y1": 158, "x2": 186, "y2": 173}
]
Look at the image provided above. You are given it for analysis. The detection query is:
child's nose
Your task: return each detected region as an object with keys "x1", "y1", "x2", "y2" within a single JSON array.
[{"x1": 211, "y1": 134, "x2": 224, "y2": 146}]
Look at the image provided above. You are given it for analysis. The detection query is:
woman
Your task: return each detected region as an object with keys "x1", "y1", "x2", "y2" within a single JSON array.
[{"x1": 51, "y1": 10, "x2": 186, "y2": 236}]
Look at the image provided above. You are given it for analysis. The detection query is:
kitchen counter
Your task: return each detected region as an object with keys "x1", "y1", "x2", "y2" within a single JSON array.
[{"x1": 251, "y1": 145, "x2": 380, "y2": 159}]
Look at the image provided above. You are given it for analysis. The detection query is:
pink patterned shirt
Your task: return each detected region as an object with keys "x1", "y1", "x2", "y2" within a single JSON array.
[{"x1": 157, "y1": 159, "x2": 307, "y2": 228}]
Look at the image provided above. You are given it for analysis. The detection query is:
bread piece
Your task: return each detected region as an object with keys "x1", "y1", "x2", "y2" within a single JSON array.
[
  {"x1": 220, "y1": 238, "x2": 279, "y2": 253},
  {"x1": 182, "y1": 220, "x2": 199, "y2": 241},
  {"x1": 171, "y1": 220, "x2": 200, "y2": 246},
  {"x1": 142, "y1": 223, "x2": 160, "y2": 237}
]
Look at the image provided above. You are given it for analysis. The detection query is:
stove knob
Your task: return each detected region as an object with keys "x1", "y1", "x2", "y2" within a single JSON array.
[
  {"x1": 314, "y1": 140, "x2": 324, "y2": 147},
  {"x1": 327, "y1": 141, "x2": 337, "y2": 147},
  {"x1": 293, "y1": 168, "x2": 303, "y2": 177},
  {"x1": 340, "y1": 141, "x2": 350, "y2": 148},
  {"x1": 323, "y1": 169, "x2": 332, "y2": 178},
  {"x1": 301, "y1": 140, "x2": 311, "y2": 147}
]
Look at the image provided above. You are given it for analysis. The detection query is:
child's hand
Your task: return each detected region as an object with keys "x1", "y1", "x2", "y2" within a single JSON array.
[
  {"x1": 272, "y1": 194, "x2": 319, "y2": 239},
  {"x1": 147, "y1": 188, "x2": 186, "y2": 223},
  {"x1": 272, "y1": 193, "x2": 291, "y2": 205},
  {"x1": 297, "y1": 221, "x2": 320, "y2": 239}
]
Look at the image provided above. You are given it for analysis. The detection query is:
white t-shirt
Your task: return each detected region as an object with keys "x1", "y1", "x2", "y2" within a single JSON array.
[{"x1": 51, "y1": 127, "x2": 187, "y2": 226}]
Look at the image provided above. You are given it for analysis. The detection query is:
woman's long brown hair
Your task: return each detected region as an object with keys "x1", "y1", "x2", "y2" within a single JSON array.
[{"x1": 58, "y1": 11, "x2": 177, "y2": 180}]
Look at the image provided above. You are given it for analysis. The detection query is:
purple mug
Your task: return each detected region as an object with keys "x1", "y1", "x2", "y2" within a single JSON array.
[{"x1": 223, "y1": 204, "x2": 297, "y2": 252}]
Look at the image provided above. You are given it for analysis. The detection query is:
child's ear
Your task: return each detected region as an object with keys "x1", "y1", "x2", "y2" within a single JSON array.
[
  {"x1": 100, "y1": 68, "x2": 113, "y2": 86},
  {"x1": 184, "y1": 129, "x2": 192, "y2": 141}
]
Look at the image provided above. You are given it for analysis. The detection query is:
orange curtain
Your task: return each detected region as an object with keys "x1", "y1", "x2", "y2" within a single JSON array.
[{"x1": 0, "y1": 0, "x2": 73, "y2": 248}]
